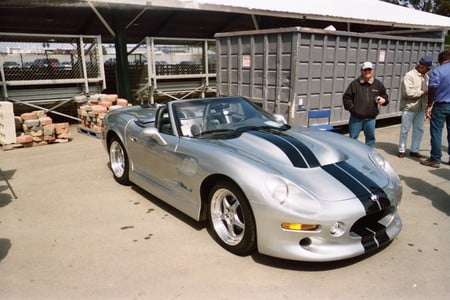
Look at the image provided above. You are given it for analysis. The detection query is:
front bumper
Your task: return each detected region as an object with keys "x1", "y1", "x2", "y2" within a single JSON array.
[{"x1": 253, "y1": 200, "x2": 402, "y2": 262}]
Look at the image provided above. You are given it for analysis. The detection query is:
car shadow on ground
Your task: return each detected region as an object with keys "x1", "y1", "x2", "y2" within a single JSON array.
[
  {"x1": 130, "y1": 185, "x2": 205, "y2": 231},
  {"x1": 106, "y1": 161, "x2": 204, "y2": 231}
]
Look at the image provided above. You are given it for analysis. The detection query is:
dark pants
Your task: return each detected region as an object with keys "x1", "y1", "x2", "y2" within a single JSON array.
[{"x1": 429, "y1": 102, "x2": 450, "y2": 162}]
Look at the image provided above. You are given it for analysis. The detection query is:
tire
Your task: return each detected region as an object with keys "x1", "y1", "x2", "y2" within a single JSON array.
[
  {"x1": 109, "y1": 137, "x2": 130, "y2": 185},
  {"x1": 207, "y1": 181, "x2": 256, "y2": 256}
]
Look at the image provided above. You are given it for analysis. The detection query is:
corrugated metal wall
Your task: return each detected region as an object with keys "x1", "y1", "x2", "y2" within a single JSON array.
[{"x1": 215, "y1": 27, "x2": 445, "y2": 127}]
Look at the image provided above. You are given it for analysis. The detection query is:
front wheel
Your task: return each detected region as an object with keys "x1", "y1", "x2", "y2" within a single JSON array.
[
  {"x1": 207, "y1": 181, "x2": 256, "y2": 256},
  {"x1": 109, "y1": 137, "x2": 130, "y2": 185}
]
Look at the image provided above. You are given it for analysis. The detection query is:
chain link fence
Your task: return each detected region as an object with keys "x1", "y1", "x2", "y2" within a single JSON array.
[
  {"x1": 122, "y1": 37, "x2": 216, "y2": 103},
  {"x1": 1, "y1": 33, "x2": 104, "y2": 84},
  {"x1": 0, "y1": 33, "x2": 105, "y2": 120}
]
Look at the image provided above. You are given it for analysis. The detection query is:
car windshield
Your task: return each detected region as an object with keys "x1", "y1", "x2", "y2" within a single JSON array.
[{"x1": 171, "y1": 97, "x2": 289, "y2": 138}]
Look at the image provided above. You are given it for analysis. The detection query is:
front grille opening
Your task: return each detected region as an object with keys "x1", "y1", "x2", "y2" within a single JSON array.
[
  {"x1": 350, "y1": 207, "x2": 396, "y2": 252},
  {"x1": 350, "y1": 207, "x2": 395, "y2": 233}
]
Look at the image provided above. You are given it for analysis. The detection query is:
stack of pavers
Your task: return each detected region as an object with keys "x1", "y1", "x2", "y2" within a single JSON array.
[
  {"x1": 77, "y1": 94, "x2": 129, "y2": 137},
  {"x1": 4, "y1": 111, "x2": 71, "y2": 150}
]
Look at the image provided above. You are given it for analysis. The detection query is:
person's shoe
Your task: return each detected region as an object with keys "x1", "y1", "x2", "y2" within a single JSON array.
[
  {"x1": 420, "y1": 158, "x2": 440, "y2": 168},
  {"x1": 410, "y1": 152, "x2": 425, "y2": 158},
  {"x1": 398, "y1": 152, "x2": 405, "y2": 158}
]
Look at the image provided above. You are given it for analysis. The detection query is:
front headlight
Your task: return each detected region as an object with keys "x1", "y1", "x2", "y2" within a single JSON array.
[
  {"x1": 265, "y1": 175, "x2": 320, "y2": 214},
  {"x1": 369, "y1": 150, "x2": 402, "y2": 204},
  {"x1": 369, "y1": 150, "x2": 401, "y2": 182},
  {"x1": 265, "y1": 175, "x2": 289, "y2": 204},
  {"x1": 369, "y1": 150, "x2": 386, "y2": 170}
]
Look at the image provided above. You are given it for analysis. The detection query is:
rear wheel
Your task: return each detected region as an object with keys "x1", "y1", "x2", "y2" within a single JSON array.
[
  {"x1": 109, "y1": 137, "x2": 130, "y2": 185},
  {"x1": 207, "y1": 181, "x2": 256, "y2": 256}
]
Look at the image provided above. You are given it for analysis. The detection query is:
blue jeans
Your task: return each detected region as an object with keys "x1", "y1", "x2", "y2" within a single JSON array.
[
  {"x1": 349, "y1": 115, "x2": 376, "y2": 147},
  {"x1": 398, "y1": 110, "x2": 425, "y2": 153},
  {"x1": 429, "y1": 102, "x2": 450, "y2": 162}
]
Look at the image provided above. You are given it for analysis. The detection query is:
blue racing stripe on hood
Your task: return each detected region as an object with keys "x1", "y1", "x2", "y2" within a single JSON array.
[
  {"x1": 248, "y1": 130, "x2": 319, "y2": 168},
  {"x1": 337, "y1": 161, "x2": 391, "y2": 210},
  {"x1": 321, "y1": 161, "x2": 391, "y2": 214},
  {"x1": 278, "y1": 132, "x2": 320, "y2": 168},
  {"x1": 322, "y1": 161, "x2": 392, "y2": 252}
]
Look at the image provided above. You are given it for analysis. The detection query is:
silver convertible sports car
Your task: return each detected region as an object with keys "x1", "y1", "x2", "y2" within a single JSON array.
[{"x1": 102, "y1": 96, "x2": 402, "y2": 262}]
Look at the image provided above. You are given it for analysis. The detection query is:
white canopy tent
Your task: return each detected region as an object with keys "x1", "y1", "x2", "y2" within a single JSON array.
[{"x1": 96, "y1": 0, "x2": 450, "y2": 30}]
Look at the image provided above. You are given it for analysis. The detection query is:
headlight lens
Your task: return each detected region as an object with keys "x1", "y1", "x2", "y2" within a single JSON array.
[
  {"x1": 265, "y1": 176, "x2": 289, "y2": 204},
  {"x1": 265, "y1": 175, "x2": 320, "y2": 214},
  {"x1": 369, "y1": 149, "x2": 401, "y2": 186},
  {"x1": 369, "y1": 150, "x2": 386, "y2": 169}
]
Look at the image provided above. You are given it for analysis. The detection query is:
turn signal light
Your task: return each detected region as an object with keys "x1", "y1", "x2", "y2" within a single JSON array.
[{"x1": 281, "y1": 222, "x2": 319, "y2": 231}]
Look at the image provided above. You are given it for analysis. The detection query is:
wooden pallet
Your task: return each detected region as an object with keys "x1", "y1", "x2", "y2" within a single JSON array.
[
  {"x1": 0, "y1": 139, "x2": 71, "y2": 151},
  {"x1": 0, "y1": 142, "x2": 25, "y2": 151},
  {"x1": 77, "y1": 126, "x2": 103, "y2": 139}
]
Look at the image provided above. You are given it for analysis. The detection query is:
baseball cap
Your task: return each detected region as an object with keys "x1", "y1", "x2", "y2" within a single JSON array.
[
  {"x1": 419, "y1": 56, "x2": 433, "y2": 68},
  {"x1": 361, "y1": 61, "x2": 373, "y2": 70}
]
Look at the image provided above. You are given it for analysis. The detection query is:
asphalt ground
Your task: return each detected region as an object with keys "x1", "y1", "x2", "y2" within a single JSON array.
[{"x1": 1, "y1": 121, "x2": 449, "y2": 300}]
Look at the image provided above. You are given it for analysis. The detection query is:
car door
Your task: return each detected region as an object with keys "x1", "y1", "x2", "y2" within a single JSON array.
[{"x1": 127, "y1": 106, "x2": 189, "y2": 201}]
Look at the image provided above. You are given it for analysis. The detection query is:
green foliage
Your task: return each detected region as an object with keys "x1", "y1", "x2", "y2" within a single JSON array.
[
  {"x1": 382, "y1": 0, "x2": 450, "y2": 16},
  {"x1": 383, "y1": 1, "x2": 449, "y2": 49},
  {"x1": 434, "y1": 0, "x2": 450, "y2": 16}
]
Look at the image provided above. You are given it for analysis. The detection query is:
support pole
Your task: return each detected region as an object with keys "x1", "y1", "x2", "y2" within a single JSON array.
[{"x1": 112, "y1": 7, "x2": 132, "y2": 102}]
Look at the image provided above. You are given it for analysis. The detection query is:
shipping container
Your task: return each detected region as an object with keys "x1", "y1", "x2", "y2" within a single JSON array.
[{"x1": 215, "y1": 27, "x2": 446, "y2": 127}]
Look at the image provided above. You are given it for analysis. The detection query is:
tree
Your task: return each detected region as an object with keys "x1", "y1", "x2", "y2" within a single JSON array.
[
  {"x1": 434, "y1": 0, "x2": 450, "y2": 17},
  {"x1": 382, "y1": 0, "x2": 450, "y2": 16}
]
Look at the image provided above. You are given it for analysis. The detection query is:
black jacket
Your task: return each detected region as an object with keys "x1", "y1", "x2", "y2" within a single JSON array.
[{"x1": 343, "y1": 77, "x2": 389, "y2": 119}]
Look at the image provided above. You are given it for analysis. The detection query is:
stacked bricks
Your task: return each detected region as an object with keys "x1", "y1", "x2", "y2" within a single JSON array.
[
  {"x1": 77, "y1": 94, "x2": 129, "y2": 135},
  {"x1": 2, "y1": 110, "x2": 72, "y2": 150}
]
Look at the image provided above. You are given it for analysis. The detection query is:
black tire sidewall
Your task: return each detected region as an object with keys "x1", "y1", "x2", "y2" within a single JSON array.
[{"x1": 207, "y1": 181, "x2": 256, "y2": 256}]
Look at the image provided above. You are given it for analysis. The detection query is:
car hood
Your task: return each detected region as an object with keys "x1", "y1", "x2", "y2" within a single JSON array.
[{"x1": 207, "y1": 128, "x2": 390, "y2": 202}]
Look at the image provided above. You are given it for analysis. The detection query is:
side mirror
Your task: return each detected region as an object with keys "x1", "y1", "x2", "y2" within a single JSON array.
[
  {"x1": 142, "y1": 127, "x2": 167, "y2": 146},
  {"x1": 273, "y1": 114, "x2": 287, "y2": 124}
]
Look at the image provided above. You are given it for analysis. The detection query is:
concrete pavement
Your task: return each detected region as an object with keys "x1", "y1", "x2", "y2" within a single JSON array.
[{"x1": 0, "y1": 121, "x2": 449, "y2": 299}]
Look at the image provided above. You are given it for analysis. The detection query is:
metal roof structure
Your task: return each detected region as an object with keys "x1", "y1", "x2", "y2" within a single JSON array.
[
  {"x1": 177, "y1": 0, "x2": 450, "y2": 28},
  {"x1": 0, "y1": 0, "x2": 448, "y2": 44}
]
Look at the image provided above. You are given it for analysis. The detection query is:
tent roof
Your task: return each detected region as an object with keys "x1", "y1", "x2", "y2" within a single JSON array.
[
  {"x1": 0, "y1": 0, "x2": 448, "y2": 44},
  {"x1": 106, "y1": 0, "x2": 450, "y2": 29}
]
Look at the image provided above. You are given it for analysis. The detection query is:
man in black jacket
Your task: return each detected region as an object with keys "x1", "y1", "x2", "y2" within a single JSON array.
[{"x1": 343, "y1": 61, "x2": 389, "y2": 147}]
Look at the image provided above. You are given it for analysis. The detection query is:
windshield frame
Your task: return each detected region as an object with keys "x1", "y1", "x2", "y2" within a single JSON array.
[{"x1": 169, "y1": 96, "x2": 289, "y2": 138}]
